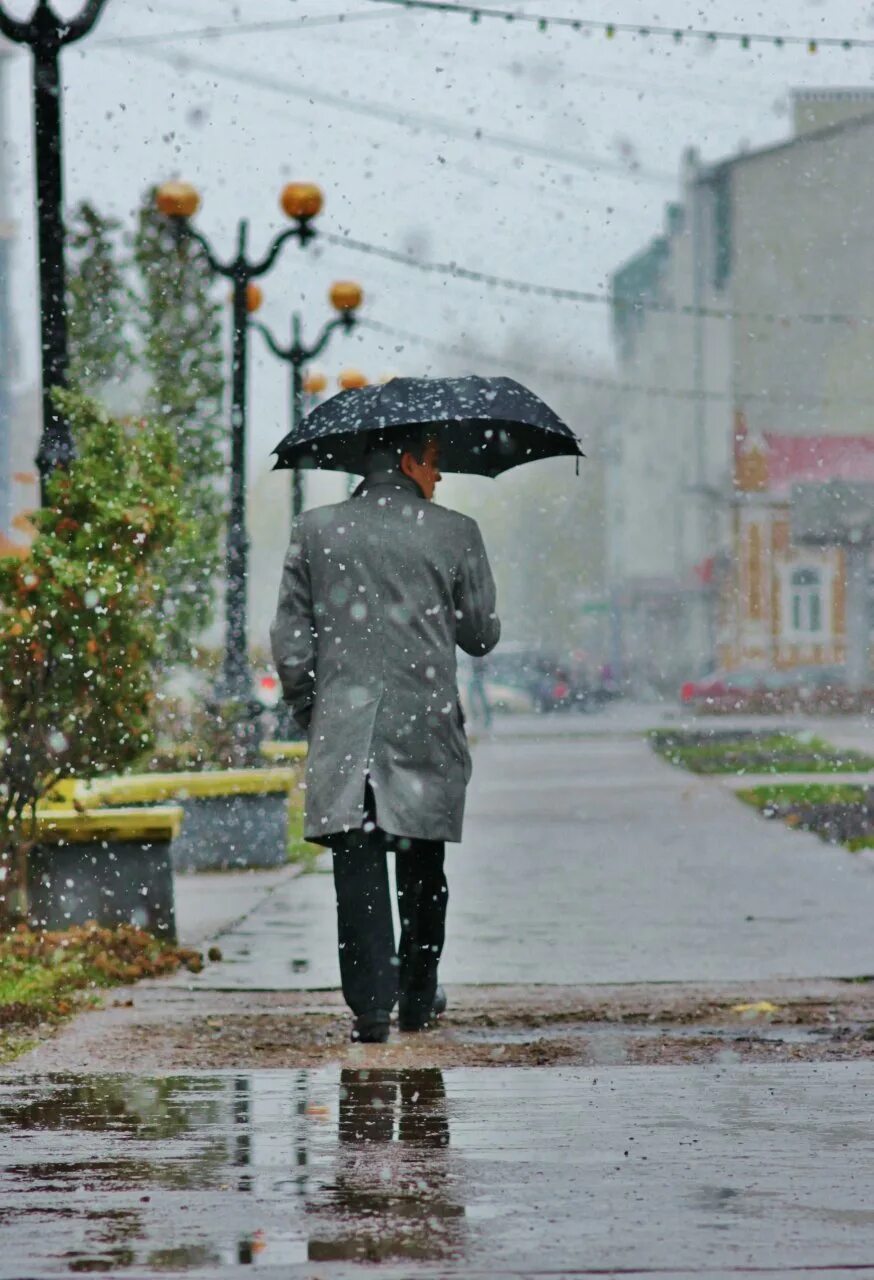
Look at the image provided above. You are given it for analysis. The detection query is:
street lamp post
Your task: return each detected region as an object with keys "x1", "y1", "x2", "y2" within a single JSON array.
[
  {"x1": 0, "y1": 0, "x2": 110, "y2": 495},
  {"x1": 156, "y1": 180, "x2": 323, "y2": 756},
  {"x1": 254, "y1": 281, "x2": 363, "y2": 523},
  {"x1": 337, "y1": 369, "x2": 370, "y2": 495}
]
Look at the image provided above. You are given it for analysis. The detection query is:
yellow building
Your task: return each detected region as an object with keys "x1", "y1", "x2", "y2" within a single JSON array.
[{"x1": 720, "y1": 413, "x2": 874, "y2": 672}]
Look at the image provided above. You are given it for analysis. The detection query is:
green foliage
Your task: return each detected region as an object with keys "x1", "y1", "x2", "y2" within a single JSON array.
[
  {"x1": 287, "y1": 793, "x2": 321, "y2": 870},
  {"x1": 67, "y1": 203, "x2": 134, "y2": 396},
  {"x1": 132, "y1": 194, "x2": 226, "y2": 658},
  {"x1": 0, "y1": 924, "x2": 202, "y2": 1061},
  {"x1": 0, "y1": 390, "x2": 189, "y2": 915},
  {"x1": 65, "y1": 193, "x2": 227, "y2": 660},
  {"x1": 649, "y1": 729, "x2": 874, "y2": 775},
  {"x1": 736, "y1": 780, "x2": 874, "y2": 851},
  {"x1": 737, "y1": 783, "x2": 868, "y2": 809}
]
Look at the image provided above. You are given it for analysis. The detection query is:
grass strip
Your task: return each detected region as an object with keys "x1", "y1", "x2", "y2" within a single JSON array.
[
  {"x1": 287, "y1": 799, "x2": 322, "y2": 871},
  {"x1": 650, "y1": 729, "x2": 874, "y2": 775},
  {"x1": 0, "y1": 924, "x2": 204, "y2": 1063},
  {"x1": 736, "y1": 782, "x2": 869, "y2": 808},
  {"x1": 736, "y1": 782, "x2": 874, "y2": 851}
]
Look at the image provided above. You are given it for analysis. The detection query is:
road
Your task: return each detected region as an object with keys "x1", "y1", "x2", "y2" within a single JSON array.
[{"x1": 4, "y1": 708, "x2": 874, "y2": 1277}]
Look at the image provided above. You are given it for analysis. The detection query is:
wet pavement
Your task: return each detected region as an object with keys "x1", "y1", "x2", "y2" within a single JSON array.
[
  {"x1": 7, "y1": 712, "x2": 874, "y2": 1277},
  {"x1": 3, "y1": 1063, "x2": 874, "y2": 1277},
  {"x1": 158, "y1": 721, "x2": 874, "y2": 991}
]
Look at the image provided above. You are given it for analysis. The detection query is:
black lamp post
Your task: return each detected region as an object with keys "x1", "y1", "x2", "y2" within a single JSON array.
[
  {"x1": 155, "y1": 180, "x2": 323, "y2": 756},
  {"x1": 0, "y1": 0, "x2": 109, "y2": 496},
  {"x1": 254, "y1": 280, "x2": 363, "y2": 523}
]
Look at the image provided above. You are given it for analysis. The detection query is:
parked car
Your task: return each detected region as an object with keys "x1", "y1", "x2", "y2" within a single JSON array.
[{"x1": 487, "y1": 646, "x2": 595, "y2": 713}]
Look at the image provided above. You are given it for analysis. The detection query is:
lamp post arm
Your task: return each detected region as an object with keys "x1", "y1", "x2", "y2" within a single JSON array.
[
  {"x1": 251, "y1": 224, "x2": 307, "y2": 277},
  {"x1": 253, "y1": 320, "x2": 294, "y2": 363},
  {"x1": 308, "y1": 313, "x2": 356, "y2": 361},
  {"x1": 60, "y1": 0, "x2": 109, "y2": 44},
  {"x1": 0, "y1": 8, "x2": 30, "y2": 42},
  {"x1": 176, "y1": 221, "x2": 229, "y2": 277}
]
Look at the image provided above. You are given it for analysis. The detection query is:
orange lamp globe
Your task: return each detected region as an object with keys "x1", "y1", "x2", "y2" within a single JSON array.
[
  {"x1": 246, "y1": 283, "x2": 263, "y2": 313},
  {"x1": 303, "y1": 371, "x2": 328, "y2": 395},
  {"x1": 280, "y1": 183, "x2": 323, "y2": 221},
  {"x1": 330, "y1": 281, "x2": 363, "y2": 313},
  {"x1": 338, "y1": 368, "x2": 368, "y2": 390},
  {"x1": 155, "y1": 180, "x2": 200, "y2": 218}
]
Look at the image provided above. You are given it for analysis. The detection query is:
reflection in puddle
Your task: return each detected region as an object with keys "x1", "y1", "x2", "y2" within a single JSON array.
[
  {"x1": 0, "y1": 1069, "x2": 462, "y2": 1274},
  {"x1": 304, "y1": 1068, "x2": 464, "y2": 1263},
  {"x1": 3, "y1": 1063, "x2": 866, "y2": 1275}
]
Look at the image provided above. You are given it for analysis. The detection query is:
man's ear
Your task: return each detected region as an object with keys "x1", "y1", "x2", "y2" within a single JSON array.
[{"x1": 399, "y1": 451, "x2": 416, "y2": 479}]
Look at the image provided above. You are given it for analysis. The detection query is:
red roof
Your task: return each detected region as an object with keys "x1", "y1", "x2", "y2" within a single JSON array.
[{"x1": 763, "y1": 433, "x2": 874, "y2": 496}]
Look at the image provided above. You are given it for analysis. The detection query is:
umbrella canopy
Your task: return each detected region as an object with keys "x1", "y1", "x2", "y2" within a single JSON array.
[{"x1": 271, "y1": 375, "x2": 583, "y2": 478}]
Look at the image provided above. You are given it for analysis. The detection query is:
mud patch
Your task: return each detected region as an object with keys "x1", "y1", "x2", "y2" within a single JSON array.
[{"x1": 12, "y1": 980, "x2": 874, "y2": 1072}]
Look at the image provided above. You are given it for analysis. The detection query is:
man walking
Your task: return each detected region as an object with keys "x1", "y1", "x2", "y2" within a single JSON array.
[{"x1": 271, "y1": 430, "x2": 500, "y2": 1042}]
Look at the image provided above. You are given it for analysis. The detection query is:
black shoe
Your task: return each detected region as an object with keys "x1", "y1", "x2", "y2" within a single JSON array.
[
  {"x1": 399, "y1": 986, "x2": 447, "y2": 1033},
  {"x1": 351, "y1": 1011, "x2": 391, "y2": 1044}
]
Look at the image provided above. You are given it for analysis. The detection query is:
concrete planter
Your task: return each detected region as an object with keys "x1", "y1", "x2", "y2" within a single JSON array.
[
  {"x1": 78, "y1": 769, "x2": 299, "y2": 873},
  {"x1": 27, "y1": 807, "x2": 182, "y2": 940}
]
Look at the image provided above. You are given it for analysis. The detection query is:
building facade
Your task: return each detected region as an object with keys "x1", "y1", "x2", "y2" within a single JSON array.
[
  {"x1": 607, "y1": 89, "x2": 874, "y2": 690},
  {"x1": 723, "y1": 417, "x2": 874, "y2": 672}
]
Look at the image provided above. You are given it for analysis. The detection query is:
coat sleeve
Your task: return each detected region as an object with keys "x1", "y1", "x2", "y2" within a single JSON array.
[
  {"x1": 453, "y1": 517, "x2": 501, "y2": 656},
  {"x1": 270, "y1": 520, "x2": 317, "y2": 730}
]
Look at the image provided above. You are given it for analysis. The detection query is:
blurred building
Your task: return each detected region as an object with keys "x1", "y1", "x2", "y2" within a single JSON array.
[
  {"x1": 724, "y1": 416, "x2": 874, "y2": 671},
  {"x1": 0, "y1": 39, "x2": 37, "y2": 554},
  {"x1": 607, "y1": 89, "x2": 874, "y2": 691}
]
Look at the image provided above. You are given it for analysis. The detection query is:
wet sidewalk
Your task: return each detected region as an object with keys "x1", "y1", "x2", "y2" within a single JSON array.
[
  {"x1": 6, "y1": 716, "x2": 874, "y2": 1278},
  {"x1": 2, "y1": 1063, "x2": 874, "y2": 1277},
  {"x1": 163, "y1": 724, "x2": 874, "y2": 991}
]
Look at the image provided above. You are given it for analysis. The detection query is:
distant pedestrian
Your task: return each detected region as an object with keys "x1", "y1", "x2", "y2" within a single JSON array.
[
  {"x1": 271, "y1": 429, "x2": 500, "y2": 1042},
  {"x1": 467, "y1": 655, "x2": 493, "y2": 729}
]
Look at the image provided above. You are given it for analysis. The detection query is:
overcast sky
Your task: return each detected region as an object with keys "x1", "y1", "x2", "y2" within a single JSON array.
[{"x1": 4, "y1": 0, "x2": 874, "y2": 485}]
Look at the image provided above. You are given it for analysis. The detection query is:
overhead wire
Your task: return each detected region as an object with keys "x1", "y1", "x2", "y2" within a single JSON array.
[
  {"x1": 363, "y1": 0, "x2": 873, "y2": 53},
  {"x1": 359, "y1": 318, "x2": 874, "y2": 407},
  {"x1": 324, "y1": 231, "x2": 874, "y2": 328},
  {"x1": 115, "y1": 45, "x2": 676, "y2": 185},
  {"x1": 97, "y1": 19, "x2": 874, "y2": 331},
  {"x1": 93, "y1": 8, "x2": 401, "y2": 47}
]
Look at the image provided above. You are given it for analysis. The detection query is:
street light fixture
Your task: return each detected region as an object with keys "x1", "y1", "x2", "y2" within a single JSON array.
[
  {"x1": 0, "y1": 0, "x2": 110, "y2": 496},
  {"x1": 254, "y1": 281, "x2": 363, "y2": 523},
  {"x1": 155, "y1": 178, "x2": 323, "y2": 756}
]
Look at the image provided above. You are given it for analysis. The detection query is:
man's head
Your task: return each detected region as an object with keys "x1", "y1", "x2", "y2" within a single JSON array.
[{"x1": 366, "y1": 428, "x2": 442, "y2": 501}]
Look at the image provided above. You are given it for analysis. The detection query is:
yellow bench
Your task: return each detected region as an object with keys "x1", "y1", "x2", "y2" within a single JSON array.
[
  {"x1": 29, "y1": 805, "x2": 183, "y2": 939},
  {"x1": 46, "y1": 769, "x2": 300, "y2": 872}
]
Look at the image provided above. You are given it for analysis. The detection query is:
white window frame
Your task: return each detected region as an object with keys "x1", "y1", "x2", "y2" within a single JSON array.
[{"x1": 780, "y1": 561, "x2": 832, "y2": 642}]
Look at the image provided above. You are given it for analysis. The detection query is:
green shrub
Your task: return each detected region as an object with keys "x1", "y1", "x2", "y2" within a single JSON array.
[{"x1": 0, "y1": 391, "x2": 189, "y2": 922}]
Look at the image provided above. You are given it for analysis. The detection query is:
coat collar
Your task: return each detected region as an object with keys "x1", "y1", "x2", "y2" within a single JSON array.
[{"x1": 352, "y1": 469, "x2": 425, "y2": 500}]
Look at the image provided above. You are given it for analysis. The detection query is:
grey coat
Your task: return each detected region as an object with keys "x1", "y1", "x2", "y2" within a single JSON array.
[{"x1": 270, "y1": 469, "x2": 500, "y2": 844}]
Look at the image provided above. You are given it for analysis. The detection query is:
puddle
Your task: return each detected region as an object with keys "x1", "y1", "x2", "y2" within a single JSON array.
[
  {"x1": 461, "y1": 1020, "x2": 821, "y2": 1046},
  {"x1": 2, "y1": 1065, "x2": 874, "y2": 1276}
]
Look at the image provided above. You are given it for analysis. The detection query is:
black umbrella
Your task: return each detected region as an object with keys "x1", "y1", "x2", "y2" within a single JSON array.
[{"x1": 271, "y1": 375, "x2": 583, "y2": 478}]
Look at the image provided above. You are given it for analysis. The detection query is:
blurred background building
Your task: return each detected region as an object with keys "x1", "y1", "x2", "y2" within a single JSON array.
[
  {"x1": 607, "y1": 88, "x2": 874, "y2": 692},
  {"x1": 0, "y1": 37, "x2": 37, "y2": 558}
]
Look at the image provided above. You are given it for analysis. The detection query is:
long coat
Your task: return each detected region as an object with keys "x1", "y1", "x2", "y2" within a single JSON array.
[{"x1": 270, "y1": 469, "x2": 500, "y2": 844}]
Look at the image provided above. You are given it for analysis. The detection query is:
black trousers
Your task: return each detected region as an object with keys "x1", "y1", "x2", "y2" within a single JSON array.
[{"x1": 331, "y1": 822, "x2": 447, "y2": 1020}]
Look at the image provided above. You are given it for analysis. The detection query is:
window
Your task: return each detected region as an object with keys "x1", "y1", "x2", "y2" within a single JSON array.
[{"x1": 790, "y1": 567, "x2": 824, "y2": 636}]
